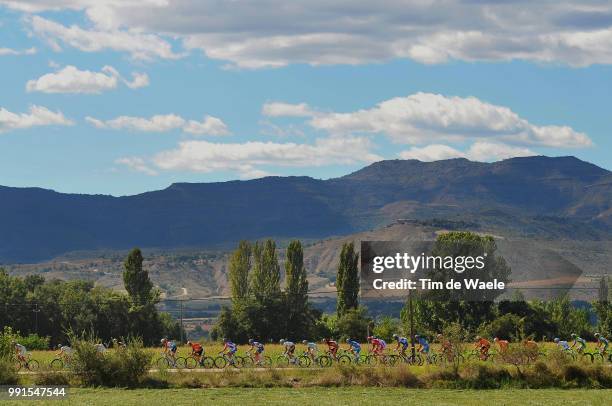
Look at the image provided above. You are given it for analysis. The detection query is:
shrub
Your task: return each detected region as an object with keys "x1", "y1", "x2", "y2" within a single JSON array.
[
  {"x1": 68, "y1": 334, "x2": 151, "y2": 387},
  {"x1": 0, "y1": 358, "x2": 19, "y2": 385},
  {"x1": 34, "y1": 371, "x2": 71, "y2": 386},
  {"x1": 19, "y1": 334, "x2": 50, "y2": 350}
]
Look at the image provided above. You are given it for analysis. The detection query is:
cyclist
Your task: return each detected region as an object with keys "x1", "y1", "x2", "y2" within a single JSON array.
[
  {"x1": 219, "y1": 338, "x2": 238, "y2": 366},
  {"x1": 12, "y1": 340, "x2": 27, "y2": 364},
  {"x1": 323, "y1": 338, "x2": 339, "y2": 359},
  {"x1": 345, "y1": 338, "x2": 361, "y2": 362},
  {"x1": 302, "y1": 340, "x2": 317, "y2": 361},
  {"x1": 474, "y1": 336, "x2": 491, "y2": 360},
  {"x1": 56, "y1": 344, "x2": 73, "y2": 361},
  {"x1": 415, "y1": 335, "x2": 430, "y2": 361},
  {"x1": 437, "y1": 334, "x2": 455, "y2": 361},
  {"x1": 280, "y1": 339, "x2": 296, "y2": 361},
  {"x1": 570, "y1": 333, "x2": 587, "y2": 354},
  {"x1": 554, "y1": 337, "x2": 571, "y2": 351},
  {"x1": 368, "y1": 336, "x2": 386, "y2": 357},
  {"x1": 392, "y1": 334, "x2": 409, "y2": 357},
  {"x1": 594, "y1": 333, "x2": 609, "y2": 356},
  {"x1": 494, "y1": 337, "x2": 509, "y2": 354},
  {"x1": 161, "y1": 338, "x2": 178, "y2": 363},
  {"x1": 188, "y1": 340, "x2": 205, "y2": 365},
  {"x1": 247, "y1": 339, "x2": 264, "y2": 365}
]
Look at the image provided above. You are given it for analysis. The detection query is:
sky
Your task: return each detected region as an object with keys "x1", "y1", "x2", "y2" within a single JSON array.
[{"x1": 1, "y1": 1, "x2": 611, "y2": 196}]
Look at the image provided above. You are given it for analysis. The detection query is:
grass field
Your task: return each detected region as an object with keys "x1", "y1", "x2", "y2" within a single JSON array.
[{"x1": 22, "y1": 388, "x2": 612, "y2": 405}]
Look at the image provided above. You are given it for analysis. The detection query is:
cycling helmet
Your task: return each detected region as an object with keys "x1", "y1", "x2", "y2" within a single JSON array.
[
  {"x1": 570, "y1": 333, "x2": 576, "y2": 338},
  {"x1": 554, "y1": 338, "x2": 560, "y2": 343},
  {"x1": 249, "y1": 339, "x2": 254, "y2": 344},
  {"x1": 392, "y1": 334, "x2": 398, "y2": 339},
  {"x1": 436, "y1": 334, "x2": 443, "y2": 339},
  {"x1": 279, "y1": 339, "x2": 285, "y2": 345},
  {"x1": 346, "y1": 338, "x2": 351, "y2": 343},
  {"x1": 415, "y1": 334, "x2": 420, "y2": 339},
  {"x1": 302, "y1": 340, "x2": 308, "y2": 344},
  {"x1": 594, "y1": 333, "x2": 600, "y2": 337},
  {"x1": 475, "y1": 336, "x2": 481, "y2": 341},
  {"x1": 11, "y1": 340, "x2": 16, "y2": 345},
  {"x1": 366, "y1": 336, "x2": 373, "y2": 341},
  {"x1": 187, "y1": 340, "x2": 192, "y2": 345},
  {"x1": 57, "y1": 344, "x2": 62, "y2": 349},
  {"x1": 493, "y1": 337, "x2": 499, "y2": 342},
  {"x1": 160, "y1": 338, "x2": 166, "y2": 343}
]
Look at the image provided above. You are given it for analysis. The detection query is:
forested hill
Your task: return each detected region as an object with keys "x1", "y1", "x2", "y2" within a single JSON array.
[{"x1": 1, "y1": 155, "x2": 610, "y2": 263}]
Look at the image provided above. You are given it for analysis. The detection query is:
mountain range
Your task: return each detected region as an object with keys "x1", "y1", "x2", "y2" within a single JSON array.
[{"x1": 1, "y1": 155, "x2": 611, "y2": 263}]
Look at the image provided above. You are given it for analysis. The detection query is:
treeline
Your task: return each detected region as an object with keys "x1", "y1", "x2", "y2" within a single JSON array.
[
  {"x1": 212, "y1": 239, "x2": 369, "y2": 343},
  {"x1": 0, "y1": 248, "x2": 180, "y2": 346}
]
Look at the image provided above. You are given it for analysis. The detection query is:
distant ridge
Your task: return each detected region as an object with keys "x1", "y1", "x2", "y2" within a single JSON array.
[{"x1": 1, "y1": 156, "x2": 610, "y2": 263}]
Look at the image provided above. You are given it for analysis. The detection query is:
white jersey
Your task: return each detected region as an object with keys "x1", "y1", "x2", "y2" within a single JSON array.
[
  {"x1": 283, "y1": 341, "x2": 295, "y2": 348},
  {"x1": 94, "y1": 344, "x2": 107, "y2": 353},
  {"x1": 16, "y1": 344, "x2": 27, "y2": 355},
  {"x1": 60, "y1": 346, "x2": 73, "y2": 355}
]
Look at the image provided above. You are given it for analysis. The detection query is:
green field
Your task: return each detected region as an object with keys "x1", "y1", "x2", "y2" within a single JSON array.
[{"x1": 20, "y1": 388, "x2": 612, "y2": 405}]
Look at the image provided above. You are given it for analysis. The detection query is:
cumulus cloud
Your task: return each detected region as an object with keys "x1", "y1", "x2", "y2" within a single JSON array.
[
  {"x1": 28, "y1": 15, "x2": 183, "y2": 61},
  {"x1": 86, "y1": 113, "x2": 230, "y2": 136},
  {"x1": 0, "y1": 46, "x2": 36, "y2": 56},
  {"x1": 115, "y1": 135, "x2": 381, "y2": 177},
  {"x1": 399, "y1": 142, "x2": 535, "y2": 162},
  {"x1": 267, "y1": 93, "x2": 592, "y2": 148},
  {"x1": 25, "y1": 65, "x2": 149, "y2": 94},
  {"x1": 6, "y1": 1, "x2": 612, "y2": 67},
  {"x1": 0, "y1": 105, "x2": 73, "y2": 133},
  {"x1": 115, "y1": 157, "x2": 158, "y2": 176},
  {"x1": 262, "y1": 102, "x2": 314, "y2": 117}
]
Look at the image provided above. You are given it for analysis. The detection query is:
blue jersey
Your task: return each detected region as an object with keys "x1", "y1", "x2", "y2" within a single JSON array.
[
  {"x1": 379, "y1": 339, "x2": 387, "y2": 349},
  {"x1": 347, "y1": 340, "x2": 361, "y2": 351},
  {"x1": 598, "y1": 336, "x2": 609, "y2": 346},
  {"x1": 398, "y1": 337, "x2": 409, "y2": 347},
  {"x1": 417, "y1": 337, "x2": 429, "y2": 346},
  {"x1": 573, "y1": 337, "x2": 587, "y2": 348},
  {"x1": 558, "y1": 340, "x2": 570, "y2": 350},
  {"x1": 252, "y1": 341, "x2": 264, "y2": 352},
  {"x1": 226, "y1": 342, "x2": 237, "y2": 352}
]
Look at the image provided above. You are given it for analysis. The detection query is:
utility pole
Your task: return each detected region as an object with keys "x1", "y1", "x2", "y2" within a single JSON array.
[
  {"x1": 179, "y1": 300, "x2": 184, "y2": 344},
  {"x1": 33, "y1": 303, "x2": 41, "y2": 335},
  {"x1": 409, "y1": 290, "x2": 415, "y2": 358}
]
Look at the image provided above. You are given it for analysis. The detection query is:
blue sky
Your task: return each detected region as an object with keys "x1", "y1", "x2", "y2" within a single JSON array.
[{"x1": 1, "y1": 1, "x2": 611, "y2": 196}]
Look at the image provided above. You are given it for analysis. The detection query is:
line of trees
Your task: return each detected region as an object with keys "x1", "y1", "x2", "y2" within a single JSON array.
[{"x1": 0, "y1": 248, "x2": 180, "y2": 346}]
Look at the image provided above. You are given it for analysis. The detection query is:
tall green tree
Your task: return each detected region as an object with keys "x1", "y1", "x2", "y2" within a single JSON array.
[
  {"x1": 229, "y1": 241, "x2": 252, "y2": 302},
  {"x1": 122, "y1": 248, "x2": 155, "y2": 305},
  {"x1": 250, "y1": 240, "x2": 281, "y2": 299},
  {"x1": 336, "y1": 242, "x2": 360, "y2": 317},
  {"x1": 285, "y1": 240, "x2": 311, "y2": 338}
]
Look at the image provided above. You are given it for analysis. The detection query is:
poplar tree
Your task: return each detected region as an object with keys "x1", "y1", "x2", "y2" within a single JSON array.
[
  {"x1": 123, "y1": 248, "x2": 154, "y2": 305},
  {"x1": 336, "y1": 242, "x2": 360, "y2": 316},
  {"x1": 229, "y1": 241, "x2": 252, "y2": 302},
  {"x1": 285, "y1": 240, "x2": 310, "y2": 337}
]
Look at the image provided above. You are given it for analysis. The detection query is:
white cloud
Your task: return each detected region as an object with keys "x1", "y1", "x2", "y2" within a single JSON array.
[
  {"x1": 115, "y1": 157, "x2": 158, "y2": 175},
  {"x1": 0, "y1": 46, "x2": 36, "y2": 56},
  {"x1": 262, "y1": 102, "x2": 314, "y2": 117},
  {"x1": 28, "y1": 15, "x2": 183, "y2": 61},
  {"x1": 6, "y1": 1, "x2": 612, "y2": 67},
  {"x1": 0, "y1": 105, "x2": 73, "y2": 133},
  {"x1": 86, "y1": 113, "x2": 230, "y2": 136},
  {"x1": 26, "y1": 65, "x2": 149, "y2": 94},
  {"x1": 399, "y1": 142, "x2": 535, "y2": 162},
  {"x1": 269, "y1": 93, "x2": 592, "y2": 148},
  {"x1": 114, "y1": 135, "x2": 381, "y2": 176}
]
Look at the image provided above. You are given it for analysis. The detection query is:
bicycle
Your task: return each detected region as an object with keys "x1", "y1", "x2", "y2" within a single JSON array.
[
  {"x1": 365, "y1": 350, "x2": 396, "y2": 366},
  {"x1": 50, "y1": 357, "x2": 70, "y2": 370},
  {"x1": 467, "y1": 348, "x2": 497, "y2": 362},
  {"x1": 13, "y1": 354, "x2": 39, "y2": 372},
  {"x1": 214, "y1": 352, "x2": 242, "y2": 368},
  {"x1": 243, "y1": 353, "x2": 273, "y2": 368},
  {"x1": 276, "y1": 352, "x2": 302, "y2": 367},
  {"x1": 183, "y1": 353, "x2": 216, "y2": 369},
  {"x1": 155, "y1": 352, "x2": 187, "y2": 369},
  {"x1": 392, "y1": 349, "x2": 424, "y2": 366}
]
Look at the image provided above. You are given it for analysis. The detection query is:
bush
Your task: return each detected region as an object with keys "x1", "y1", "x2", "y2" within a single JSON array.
[
  {"x1": 0, "y1": 359, "x2": 19, "y2": 385},
  {"x1": 19, "y1": 334, "x2": 50, "y2": 350},
  {"x1": 34, "y1": 371, "x2": 71, "y2": 386},
  {"x1": 336, "y1": 307, "x2": 371, "y2": 340},
  {"x1": 68, "y1": 335, "x2": 151, "y2": 387},
  {"x1": 372, "y1": 317, "x2": 401, "y2": 342}
]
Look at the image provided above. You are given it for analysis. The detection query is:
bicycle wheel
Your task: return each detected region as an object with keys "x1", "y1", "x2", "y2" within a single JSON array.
[
  {"x1": 298, "y1": 355, "x2": 311, "y2": 367},
  {"x1": 27, "y1": 359, "x2": 40, "y2": 371},
  {"x1": 337, "y1": 354, "x2": 352, "y2": 365},
  {"x1": 276, "y1": 355, "x2": 289, "y2": 367},
  {"x1": 184, "y1": 356, "x2": 198, "y2": 369},
  {"x1": 318, "y1": 355, "x2": 333, "y2": 368},
  {"x1": 14, "y1": 360, "x2": 22, "y2": 372},
  {"x1": 200, "y1": 356, "x2": 215, "y2": 369},
  {"x1": 214, "y1": 356, "x2": 228, "y2": 369},
  {"x1": 365, "y1": 354, "x2": 377, "y2": 366},
  {"x1": 174, "y1": 357, "x2": 187, "y2": 369},
  {"x1": 386, "y1": 354, "x2": 398, "y2": 366},
  {"x1": 592, "y1": 353, "x2": 604, "y2": 363},
  {"x1": 411, "y1": 354, "x2": 424, "y2": 366},
  {"x1": 581, "y1": 353, "x2": 593, "y2": 363},
  {"x1": 240, "y1": 356, "x2": 254, "y2": 368},
  {"x1": 261, "y1": 356, "x2": 273, "y2": 368},
  {"x1": 50, "y1": 358, "x2": 64, "y2": 370}
]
